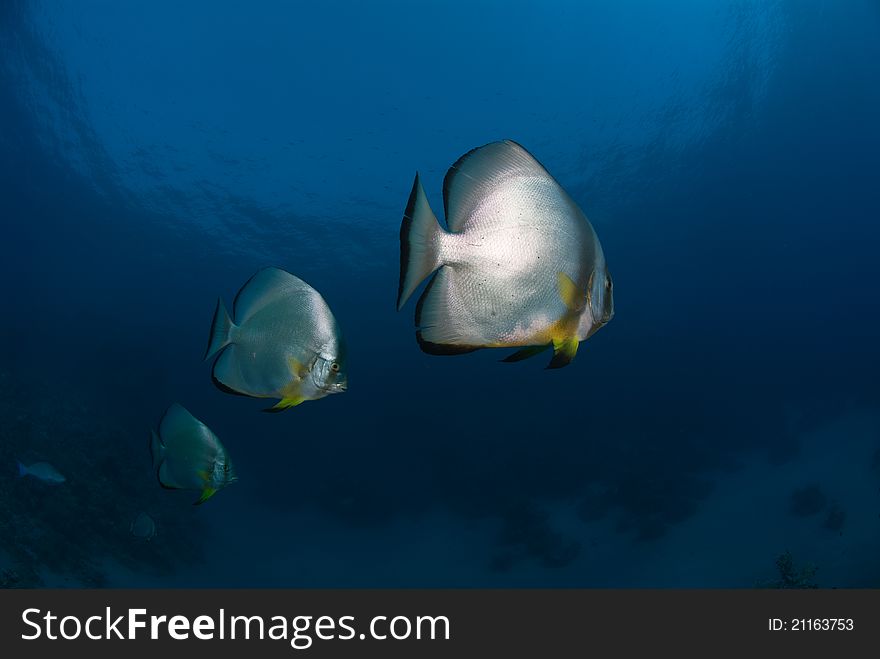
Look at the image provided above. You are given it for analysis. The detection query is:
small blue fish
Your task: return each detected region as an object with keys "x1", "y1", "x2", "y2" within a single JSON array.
[{"x1": 17, "y1": 461, "x2": 66, "y2": 484}]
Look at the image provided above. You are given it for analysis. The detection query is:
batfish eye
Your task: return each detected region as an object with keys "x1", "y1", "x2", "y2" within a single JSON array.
[{"x1": 330, "y1": 362, "x2": 340, "y2": 372}]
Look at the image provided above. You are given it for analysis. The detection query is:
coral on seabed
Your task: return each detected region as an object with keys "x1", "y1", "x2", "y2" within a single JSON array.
[
  {"x1": 0, "y1": 371, "x2": 206, "y2": 587},
  {"x1": 757, "y1": 550, "x2": 819, "y2": 589}
]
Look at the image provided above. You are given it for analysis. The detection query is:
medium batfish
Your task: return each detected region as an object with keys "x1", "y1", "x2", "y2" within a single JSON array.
[
  {"x1": 397, "y1": 140, "x2": 614, "y2": 368},
  {"x1": 150, "y1": 403, "x2": 237, "y2": 505},
  {"x1": 204, "y1": 267, "x2": 347, "y2": 412}
]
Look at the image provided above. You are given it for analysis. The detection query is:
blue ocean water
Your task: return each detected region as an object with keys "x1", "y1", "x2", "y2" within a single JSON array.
[{"x1": 1, "y1": 0, "x2": 878, "y2": 587}]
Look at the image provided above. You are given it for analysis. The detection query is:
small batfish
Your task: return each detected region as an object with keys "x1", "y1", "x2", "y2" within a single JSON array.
[
  {"x1": 397, "y1": 140, "x2": 614, "y2": 369},
  {"x1": 17, "y1": 461, "x2": 66, "y2": 484},
  {"x1": 150, "y1": 403, "x2": 237, "y2": 505},
  {"x1": 204, "y1": 267, "x2": 347, "y2": 412},
  {"x1": 130, "y1": 512, "x2": 157, "y2": 540}
]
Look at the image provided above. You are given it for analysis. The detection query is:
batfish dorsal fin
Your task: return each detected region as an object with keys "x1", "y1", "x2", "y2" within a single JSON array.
[
  {"x1": 159, "y1": 403, "x2": 200, "y2": 438},
  {"x1": 442, "y1": 140, "x2": 556, "y2": 232},
  {"x1": 233, "y1": 267, "x2": 315, "y2": 323}
]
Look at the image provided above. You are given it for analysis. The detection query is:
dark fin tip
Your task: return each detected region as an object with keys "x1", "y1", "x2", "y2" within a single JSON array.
[
  {"x1": 413, "y1": 274, "x2": 479, "y2": 356},
  {"x1": 211, "y1": 360, "x2": 256, "y2": 398},
  {"x1": 262, "y1": 406, "x2": 287, "y2": 413},
  {"x1": 501, "y1": 344, "x2": 552, "y2": 363},
  {"x1": 416, "y1": 332, "x2": 480, "y2": 356},
  {"x1": 545, "y1": 353, "x2": 574, "y2": 370}
]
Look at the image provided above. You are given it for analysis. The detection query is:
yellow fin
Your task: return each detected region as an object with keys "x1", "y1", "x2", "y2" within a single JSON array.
[
  {"x1": 263, "y1": 396, "x2": 306, "y2": 413},
  {"x1": 547, "y1": 336, "x2": 579, "y2": 369},
  {"x1": 557, "y1": 272, "x2": 585, "y2": 312},
  {"x1": 194, "y1": 487, "x2": 217, "y2": 506}
]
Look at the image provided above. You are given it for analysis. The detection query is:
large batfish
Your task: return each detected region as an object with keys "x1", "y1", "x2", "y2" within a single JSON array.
[{"x1": 396, "y1": 140, "x2": 614, "y2": 368}]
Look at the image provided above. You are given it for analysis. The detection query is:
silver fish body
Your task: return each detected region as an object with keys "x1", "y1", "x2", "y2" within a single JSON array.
[
  {"x1": 150, "y1": 403, "x2": 236, "y2": 505},
  {"x1": 205, "y1": 267, "x2": 347, "y2": 412},
  {"x1": 17, "y1": 461, "x2": 65, "y2": 484},
  {"x1": 397, "y1": 140, "x2": 614, "y2": 368}
]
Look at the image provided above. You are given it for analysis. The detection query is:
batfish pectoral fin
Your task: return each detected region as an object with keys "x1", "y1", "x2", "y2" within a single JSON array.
[
  {"x1": 501, "y1": 343, "x2": 552, "y2": 363},
  {"x1": 194, "y1": 487, "x2": 217, "y2": 506},
  {"x1": 547, "y1": 336, "x2": 579, "y2": 370},
  {"x1": 263, "y1": 396, "x2": 306, "y2": 413},
  {"x1": 287, "y1": 355, "x2": 310, "y2": 379},
  {"x1": 558, "y1": 272, "x2": 586, "y2": 312}
]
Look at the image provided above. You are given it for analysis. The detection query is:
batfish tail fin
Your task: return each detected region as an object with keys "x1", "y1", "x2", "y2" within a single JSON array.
[
  {"x1": 204, "y1": 297, "x2": 235, "y2": 360},
  {"x1": 149, "y1": 430, "x2": 165, "y2": 468},
  {"x1": 397, "y1": 173, "x2": 445, "y2": 310}
]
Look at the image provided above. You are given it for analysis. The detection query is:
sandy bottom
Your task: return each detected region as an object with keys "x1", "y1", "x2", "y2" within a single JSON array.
[{"x1": 83, "y1": 406, "x2": 880, "y2": 588}]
